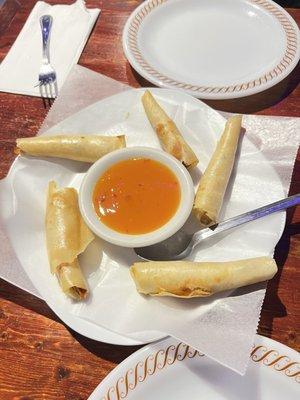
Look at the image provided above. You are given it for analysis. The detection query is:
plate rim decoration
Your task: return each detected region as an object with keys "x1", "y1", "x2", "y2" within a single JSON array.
[
  {"x1": 88, "y1": 334, "x2": 300, "y2": 399},
  {"x1": 122, "y1": 0, "x2": 300, "y2": 99}
]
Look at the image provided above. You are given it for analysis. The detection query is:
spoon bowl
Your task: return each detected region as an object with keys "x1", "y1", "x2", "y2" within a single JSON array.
[{"x1": 134, "y1": 193, "x2": 300, "y2": 261}]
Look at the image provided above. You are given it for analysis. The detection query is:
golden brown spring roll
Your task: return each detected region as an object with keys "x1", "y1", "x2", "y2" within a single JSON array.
[
  {"x1": 142, "y1": 90, "x2": 198, "y2": 169},
  {"x1": 193, "y1": 115, "x2": 242, "y2": 226},
  {"x1": 46, "y1": 181, "x2": 95, "y2": 300},
  {"x1": 130, "y1": 257, "x2": 277, "y2": 298},
  {"x1": 16, "y1": 135, "x2": 126, "y2": 163}
]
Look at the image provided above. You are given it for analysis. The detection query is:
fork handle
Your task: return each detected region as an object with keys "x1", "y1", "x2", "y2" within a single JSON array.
[{"x1": 40, "y1": 15, "x2": 53, "y2": 62}]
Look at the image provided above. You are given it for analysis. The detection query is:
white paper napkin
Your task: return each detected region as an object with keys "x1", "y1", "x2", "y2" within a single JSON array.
[
  {"x1": 0, "y1": 0, "x2": 100, "y2": 97},
  {"x1": 0, "y1": 65, "x2": 299, "y2": 376}
]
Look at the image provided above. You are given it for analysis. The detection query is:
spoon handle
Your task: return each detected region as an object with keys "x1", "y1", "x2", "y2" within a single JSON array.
[{"x1": 192, "y1": 193, "x2": 300, "y2": 246}]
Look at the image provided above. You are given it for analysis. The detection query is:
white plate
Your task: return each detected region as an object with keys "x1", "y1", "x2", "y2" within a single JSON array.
[
  {"x1": 1, "y1": 88, "x2": 285, "y2": 347},
  {"x1": 88, "y1": 335, "x2": 300, "y2": 399},
  {"x1": 123, "y1": 0, "x2": 300, "y2": 99}
]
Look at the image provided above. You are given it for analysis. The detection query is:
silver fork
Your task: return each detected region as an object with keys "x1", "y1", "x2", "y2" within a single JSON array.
[{"x1": 38, "y1": 15, "x2": 57, "y2": 104}]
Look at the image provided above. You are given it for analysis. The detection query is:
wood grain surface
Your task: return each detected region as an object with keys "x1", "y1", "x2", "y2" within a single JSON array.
[{"x1": 0, "y1": 1, "x2": 299, "y2": 399}]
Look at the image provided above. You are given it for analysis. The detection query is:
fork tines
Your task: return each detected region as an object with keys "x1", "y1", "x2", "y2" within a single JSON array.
[{"x1": 39, "y1": 78, "x2": 58, "y2": 107}]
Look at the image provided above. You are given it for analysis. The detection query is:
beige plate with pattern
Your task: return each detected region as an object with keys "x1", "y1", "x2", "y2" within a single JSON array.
[
  {"x1": 123, "y1": 0, "x2": 300, "y2": 99},
  {"x1": 89, "y1": 335, "x2": 300, "y2": 399}
]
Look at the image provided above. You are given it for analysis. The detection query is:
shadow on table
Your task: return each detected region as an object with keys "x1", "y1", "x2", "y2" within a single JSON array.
[
  {"x1": 129, "y1": 61, "x2": 300, "y2": 115},
  {"x1": 68, "y1": 328, "x2": 142, "y2": 364},
  {"x1": 0, "y1": 278, "x2": 141, "y2": 363},
  {"x1": 260, "y1": 152, "x2": 300, "y2": 336},
  {"x1": 205, "y1": 61, "x2": 300, "y2": 115},
  {"x1": 0, "y1": 278, "x2": 61, "y2": 323},
  {"x1": 128, "y1": 64, "x2": 155, "y2": 89}
]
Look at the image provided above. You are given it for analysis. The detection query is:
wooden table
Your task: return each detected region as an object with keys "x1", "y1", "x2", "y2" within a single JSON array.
[{"x1": 0, "y1": 1, "x2": 299, "y2": 398}]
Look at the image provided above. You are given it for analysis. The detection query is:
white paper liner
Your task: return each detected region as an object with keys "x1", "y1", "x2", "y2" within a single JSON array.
[{"x1": 0, "y1": 65, "x2": 299, "y2": 375}]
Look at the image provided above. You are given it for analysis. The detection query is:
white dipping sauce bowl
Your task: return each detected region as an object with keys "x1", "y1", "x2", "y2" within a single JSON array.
[{"x1": 79, "y1": 147, "x2": 194, "y2": 248}]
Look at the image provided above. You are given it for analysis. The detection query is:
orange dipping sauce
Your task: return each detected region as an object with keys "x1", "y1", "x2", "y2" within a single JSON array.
[{"x1": 92, "y1": 158, "x2": 181, "y2": 235}]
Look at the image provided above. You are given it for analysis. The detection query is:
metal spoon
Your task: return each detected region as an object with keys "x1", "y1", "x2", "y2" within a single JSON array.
[{"x1": 134, "y1": 193, "x2": 300, "y2": 261}]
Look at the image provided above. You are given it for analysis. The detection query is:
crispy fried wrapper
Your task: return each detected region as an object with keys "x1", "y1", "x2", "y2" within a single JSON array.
[
  {"x1": 130, "y1": 257, "x2": 277, "y2": 298},
  {"x1": 142, "y1": 90, "x2": 198, "y2": 169},
  {"x1": 193, "y1": 115, "x2": 242, "y2": 226},
  {"x1": 45, "y1": 181, "x2": 95, "y2": 300},
  {"x1": 16, "y1": 135, "x2": 126, "y2": 163}
]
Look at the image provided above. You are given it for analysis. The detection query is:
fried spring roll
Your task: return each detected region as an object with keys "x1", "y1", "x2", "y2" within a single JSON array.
[
  {"x1": 46, "y1": 181, "x2": 95, "y2": 300},
  {"x1": 16, "y1": 135, "x2": 126, "y2": 163},
  {"x1": 193, "y1": 115, "x2": 242, "y2": 226},
  {"x1": 130, "y1": 257, "x2": 277, "y2": 298},
  {"x1": 142, "y1": 90, "x2": 198, "y2": 169}
]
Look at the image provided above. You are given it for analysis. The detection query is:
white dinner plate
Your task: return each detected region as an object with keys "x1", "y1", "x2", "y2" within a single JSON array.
[
  {"x1": 123, "y1": 0, "x2": 300, "y2": 99},
  {"x1": 88, "y1": 334, "x2": 300, "y2": 399},
  {"x1": 1, "y1": 88, "x2": 285, "y2": 347}
]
